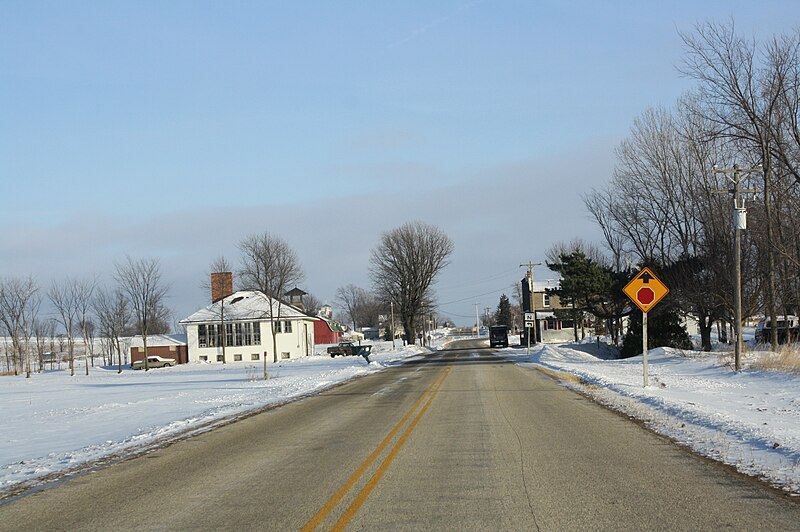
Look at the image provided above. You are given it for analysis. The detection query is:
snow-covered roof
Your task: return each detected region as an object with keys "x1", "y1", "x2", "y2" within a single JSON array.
[
  {"x1": 179, "y1": 290, "x2": 315, "y2": 324},
  {"x1": 130, "y1": 334, "x2": 187, "y2": 348},
  {"x1": 318, "y1": 316, "x2": 347, "y2": 333},
  {"x1": 533, "y1": 280, "x2": 559, "y2": 292}
]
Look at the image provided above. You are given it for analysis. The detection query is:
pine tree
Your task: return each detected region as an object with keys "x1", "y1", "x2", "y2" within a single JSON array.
[
  {"x1": 547, "y1": 251, "x2": 613, "y2": 341},
  {"x1": 494, "y1": 294, "x2": 512, "y2": 327}
]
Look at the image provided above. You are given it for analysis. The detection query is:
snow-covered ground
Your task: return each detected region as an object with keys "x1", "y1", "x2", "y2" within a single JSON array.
[
  {"x1": 1, "y1": 335, "x2": 798, "y2": 498},
  {"x1": 0, "y1": 341, "x2": 429, "y2": 496},
  {"x1": 507, "y1": 340, "x2": 800, "y2": 496}
]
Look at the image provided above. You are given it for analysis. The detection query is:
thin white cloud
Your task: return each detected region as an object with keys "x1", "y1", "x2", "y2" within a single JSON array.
[{"x1": 388, "y1": 0, "x2": 486, "y2": 49}]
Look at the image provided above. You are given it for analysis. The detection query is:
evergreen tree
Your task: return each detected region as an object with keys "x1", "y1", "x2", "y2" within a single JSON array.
[
  {"x1": 547, "y1": 251, "x2": 613, "y2": 341},
  {"x1": 494, "y1": 294, "x2": 512, "y2": 327}
]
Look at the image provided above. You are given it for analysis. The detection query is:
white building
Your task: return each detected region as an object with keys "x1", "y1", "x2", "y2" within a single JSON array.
[{"x1": 180, "y1": 290, "x2": 316, "y2": 364}]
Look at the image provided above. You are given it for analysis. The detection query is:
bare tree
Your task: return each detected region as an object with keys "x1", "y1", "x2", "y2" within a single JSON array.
[
  {"x1": 48, "y1": 279, "x2": 80, "y2": 377},
  {"x1": 33, "y1": 318, "x2": 55, "y2": 372},
  {"x1": 681, "y1": 21, "x2": 784, "y2": 349},
  {"x1": 335, "y1": 284, "x2": 369, "y2": 331},
  {"x1": 0, "y1": 277, "x2": 39, "y2": 377},
  {"x1": 369, "y1": 221, "x2": 454, "y2": 345},
  {"x1": 114, "y1": 257, "x2": 169, "y2": 372},
  {"x1": 238, "y1": 232, "x2": 304, "y2": 376},
  {"x1": 302, "y1": 292, "x2": 324, "y2": 317},
  {"x1": 94, "y1": 287, "x2": 132, "y2": 373},
  {"x1": 72, "y1": 278, "x2": 97, "y2": 375}
]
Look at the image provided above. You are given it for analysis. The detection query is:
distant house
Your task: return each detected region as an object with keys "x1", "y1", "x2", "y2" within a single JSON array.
[
  {"x1": 359, "y1": 327, "x2": 380, "y2": 340},
  {"x1": 179, "y1": 290, "x2": 316, "y2": 363},
  {"x1": 523, "y1": 279, "x2": 595, "y2": 343},
  {"x1": 129, "y1": 334, "x2": 189, "y2": 365}
]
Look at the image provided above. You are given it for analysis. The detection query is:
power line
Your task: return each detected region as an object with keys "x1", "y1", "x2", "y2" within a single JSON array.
[
  {"x1": 437, "y1": 284, "x2": 517, "y2": 307},
  {"x1": 436, "y1": 267, "x2": 521, "y2": 291}
]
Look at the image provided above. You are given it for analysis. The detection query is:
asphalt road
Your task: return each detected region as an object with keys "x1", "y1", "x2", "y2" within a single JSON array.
[{"x1": 1, "y1": 339, "x2": 798, "y2": 531}]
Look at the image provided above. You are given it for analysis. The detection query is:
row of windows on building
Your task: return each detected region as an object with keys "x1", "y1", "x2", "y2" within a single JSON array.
[
  {"x1": 198, "y1": 322, "x2": 260, "y2": 348},
  {"x1": 197, "y1": 320, "x2": 296, "y2": 348},
  {"x1": 197, "y1": 352, "x2": 292, "y2": 362}
]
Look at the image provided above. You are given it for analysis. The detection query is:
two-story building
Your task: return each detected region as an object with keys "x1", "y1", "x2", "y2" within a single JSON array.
[{"x1": 523, "y1": 279, "x2": 595, "y2": 343}]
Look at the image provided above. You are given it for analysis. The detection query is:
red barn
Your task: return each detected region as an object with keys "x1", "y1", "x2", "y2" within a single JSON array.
[{"x1": 314, "y1": 317, "x2": 346, "y2": 345}]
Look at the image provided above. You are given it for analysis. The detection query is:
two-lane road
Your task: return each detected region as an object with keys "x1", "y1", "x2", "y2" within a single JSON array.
[{"x1": 1, "y1": 340, "x2": 797, "y2": 530}]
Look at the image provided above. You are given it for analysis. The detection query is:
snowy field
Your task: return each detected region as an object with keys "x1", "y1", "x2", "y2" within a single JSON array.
[
  {"x1": 1, "y1": 335, "x2": 799, "y2": 499},
  {"x1": 0, "y1": 341, "x2": 429, "y2": 497}
]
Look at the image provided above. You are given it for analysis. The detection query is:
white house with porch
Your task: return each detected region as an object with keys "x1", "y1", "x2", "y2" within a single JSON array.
[{"x1": 180, "y1": 290, "x2": 316, "y2": 364}]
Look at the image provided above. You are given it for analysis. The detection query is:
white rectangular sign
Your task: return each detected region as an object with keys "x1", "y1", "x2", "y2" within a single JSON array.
[
  {"x1": 524, "y1": 320, "x2": 534, "y2": 328},
  {"x1": 524, "y1": 312, "x2": 535, "y2": 322}
]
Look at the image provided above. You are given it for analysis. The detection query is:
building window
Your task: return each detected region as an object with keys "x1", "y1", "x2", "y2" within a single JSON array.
[
  {"x1": 198, "y1": 324, "x2": 207, "y2": 347},
  {"x1": 243, "y1": 322, "x2": 252, "y2": 345},
  {"x1": 543, "y1": 294, "x2": 551, "y2": 307},
  {"x1": 226, "y1": 324, "x2": 234, "y2": 347},
  {"x1": 251, "y1": 353, "x2": 259, "y2": 361},
  {"x1": 284, "y1": 320, "x2": 292, "y2": 333},
  {"x1": 234, "y1": 323, "x2": 244, "y2": 346},
  {"x1": 200, "y1": 324, "x2": 221, "y2": 347},
  {"x1": 217, "y1": 355, "x2": 224, "y2": 362},
  {"x1": 234, "y1": 354, "x2": 242, "y2": 361},
  {"x1": 281, "y1": 352, "x2": 290, "y2": 359},
  {"x1": 198, "y1": 321, "x2": 262, "y2": 347},
  {"x1": 200, "y1": 355, "x2": 208, "y2": 361}
]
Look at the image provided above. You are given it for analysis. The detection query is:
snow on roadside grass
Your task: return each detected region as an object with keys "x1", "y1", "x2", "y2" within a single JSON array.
[
  {"x1": 508, "y1": 343, "x2": 800, "y2": 495},
  {"x1": 0, "y1": 342, "x2": 427, "y2": 496}
]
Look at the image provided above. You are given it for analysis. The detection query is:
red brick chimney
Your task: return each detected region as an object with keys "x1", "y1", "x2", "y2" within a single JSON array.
[{"x1": 211, "y1": 272, "x2": 233, "y2": 303}]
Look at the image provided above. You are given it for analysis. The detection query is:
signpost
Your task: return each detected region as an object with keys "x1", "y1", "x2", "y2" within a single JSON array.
[
  {"x1": 623, "y1": 267, "x2": 669, "y2": 387},
  {"x1": 524, "y1": 312, "x2": 535, "y2": 354}
]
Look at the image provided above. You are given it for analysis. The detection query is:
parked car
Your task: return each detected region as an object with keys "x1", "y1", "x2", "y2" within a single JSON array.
[
  {"x1": 755, "y1": 315, "x2": 800, "y2": 344},
  {"x1": 131, "y1": 356, "x2": 176, "y2": 370}
]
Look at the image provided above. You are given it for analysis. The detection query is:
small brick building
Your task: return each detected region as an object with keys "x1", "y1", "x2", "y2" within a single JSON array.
[{"x1": 129, "y1": 334, "x2": 189, "y2": 365}]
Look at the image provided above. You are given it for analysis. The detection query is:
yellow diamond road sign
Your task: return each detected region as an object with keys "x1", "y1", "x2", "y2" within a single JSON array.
[{"x1": 623, "y1": 267, "x2": 669, "y2": 314}]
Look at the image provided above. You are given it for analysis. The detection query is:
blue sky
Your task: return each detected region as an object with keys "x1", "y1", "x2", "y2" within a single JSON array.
[{"x1": 3, "y1": 1, "x2": 800, "y2": 326}]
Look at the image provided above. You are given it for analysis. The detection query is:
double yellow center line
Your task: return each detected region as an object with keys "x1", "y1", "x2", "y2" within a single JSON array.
[{"x1": 302, "y1": 365, "x2": 451, "y2": 531}]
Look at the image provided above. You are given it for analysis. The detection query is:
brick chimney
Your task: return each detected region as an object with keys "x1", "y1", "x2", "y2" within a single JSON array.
[{"x1": 211, "y1": 272, "x2": 233, "y2": 303}]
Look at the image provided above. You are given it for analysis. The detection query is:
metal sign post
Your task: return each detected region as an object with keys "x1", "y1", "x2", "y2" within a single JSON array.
[
  {"x1": 524, "y1": 313, "x2": 534, "y2": 356},
  {"x1": 642, "y1": 312, "x2": 648, "y2": 387},
  {"x1": 526, "y1": 325, "x2": 531, "y2": 355}
]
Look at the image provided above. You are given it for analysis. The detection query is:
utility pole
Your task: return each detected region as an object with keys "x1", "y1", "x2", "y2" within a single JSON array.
[
  {"x1": 714, "y1": 164, "x2": 761, "y2": 372},
  {"x1": 520, "y1": 261, "x2": 542, "y2": 343},
  {"x1": 390, "y1": 301, "x2": 396, "y2": 349},
  {"x1": 475, "y1": 303, "x2": 480, "y2": 337}
]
